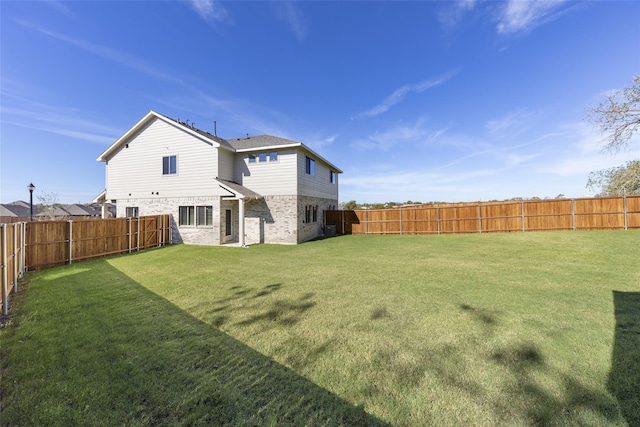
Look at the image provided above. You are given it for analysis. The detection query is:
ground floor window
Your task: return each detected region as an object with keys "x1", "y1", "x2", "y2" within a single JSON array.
[
  {"x1": 126, "y1": 207, "x2": 139, "y2": 217},
  {"x1": 197, "y1": 206, "x2": 213, "y2": 226},
  {"x1": 180, "y1": 205, "x2": 214, "y2": 226},
  {"x1": 305, "y1": 205, "x2": 318, "y2": 223},
  {"x1": 179, "y1": 206, "x2": 194, "y2": 225}
]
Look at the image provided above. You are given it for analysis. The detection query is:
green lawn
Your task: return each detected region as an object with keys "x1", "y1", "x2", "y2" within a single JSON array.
[{"x1": 1, "y1": 232, "x2": 639, "y2": 426}]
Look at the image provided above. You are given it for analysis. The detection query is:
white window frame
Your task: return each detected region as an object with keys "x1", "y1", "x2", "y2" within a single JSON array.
[
  {"x1": 179, "y1": 206, "x2": 195, "y2": 226},
  {"x1": 196, "y1": 205, "x2": 213, "y2": 226},
  {"x1": 162, "y1": 155, "x2": 177, "y2": 175}
]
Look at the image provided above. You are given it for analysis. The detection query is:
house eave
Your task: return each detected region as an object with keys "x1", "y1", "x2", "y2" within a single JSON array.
[{"x1": 96, "y1": 110, "x2": 230, "y2": 162}]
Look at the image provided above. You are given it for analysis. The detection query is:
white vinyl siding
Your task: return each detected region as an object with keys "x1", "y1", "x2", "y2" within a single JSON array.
[
  {"x1": 217, "y1": 149, "x2": 234, "y2": 181},
  {"x1": 105, "y1": 118, "x2": 229, "y2": 200},
  {"x1": 234, "y1": 148, "x2": 297, "y2": 196},
  {"x1": 297, "y1": 152, "x2": 339, "y2": 199}
]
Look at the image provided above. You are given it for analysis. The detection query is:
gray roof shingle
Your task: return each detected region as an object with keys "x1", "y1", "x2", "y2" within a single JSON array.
[
  {"x1": 216, "y1": 179, "x2": 262, "y2": 199},
  {"x1": 227, "y1": 135, "x2": 301, "y2": 150}
]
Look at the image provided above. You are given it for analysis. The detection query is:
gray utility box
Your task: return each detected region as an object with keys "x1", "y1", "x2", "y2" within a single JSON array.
[{"x1": 324, "y1": 225, "x2": 336, "y2": 237}]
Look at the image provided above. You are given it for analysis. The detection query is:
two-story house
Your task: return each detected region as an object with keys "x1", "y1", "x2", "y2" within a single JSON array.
[{"x1": 96, "y1": 111, "x2": 341, "y2": 246}]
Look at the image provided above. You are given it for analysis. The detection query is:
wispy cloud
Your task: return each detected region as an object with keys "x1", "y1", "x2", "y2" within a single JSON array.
[
  {"x1": 188, "y1": 0, "x2": 230, "y2": 24},
  {"x1": 274, "y1": 1, "x2": 308, "y2": 42},
  {"x1": 485, "y1": 108, "x2": 543, "y2": 137},
  {"x1": 496, "y1": 0, "x2": 567, "y2": 35},
  {"x1": 537, "y1": 122, "x2": 640, "y2": 176},
  {"x1": 351, "y1": 118, "x2": 448, "y2": 151},
  {"x1": 438, "y1": 0, "x2": 478, "y2": 29},
  {"x1": 18, "y1": 20, "x2": 183, "y2": 85},
  {"x1": 303, "y1": 133, "x2": 338, "y2": 151},
  {"x1": 1, "y1": 89, "x2": 119, "y2": 144},
  {"x1": 440, "y1": 0, "x2": 570, "y2": 36},
  {"x1": 356, "y1": 71, "x2": 458, "y2": 119}
]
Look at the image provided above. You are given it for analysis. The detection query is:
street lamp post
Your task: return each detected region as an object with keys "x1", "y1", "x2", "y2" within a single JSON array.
[{"x1": 27, "y1": 183, "x2": 35, "y2": 221}]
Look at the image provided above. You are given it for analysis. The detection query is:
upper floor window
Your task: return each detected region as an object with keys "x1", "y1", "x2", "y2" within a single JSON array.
[
  {"x1": 330, "y1": 171, "x2": 336, "y2": 184},
  {"x1": 163, "y1": 155, "x2": 177, "y2": 175},
  {"x1": 306, "y1": 156, "x2": 315, "y2": 176},
  {"x1": 249, "y1": 152, "x2": 278, "y2": 164}
]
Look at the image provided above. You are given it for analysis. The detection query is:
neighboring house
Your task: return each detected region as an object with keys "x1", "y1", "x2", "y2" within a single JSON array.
[
  {"x1": 95, "y1": 111, "x2": 342, "y2": 245},
  {"x1": 0, "y1": 201, "x2": 38, "y2": 223},
  {"x1": 35, "y1": 204, "x2": 102, "y2": 220},
  {"x1": 0, "y1": 202, "x2": 100, "y2": 222}
]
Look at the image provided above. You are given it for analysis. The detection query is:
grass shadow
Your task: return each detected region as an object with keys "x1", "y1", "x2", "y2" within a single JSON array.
[
  {"x1": 0, "y1": 261, "x2": 389, "y2": 426},
  {"x1": 459, "y1": 302, "x2": 623, "y2": 425},
  {"x1": 609, "y1": 291, "x2": 640, "y2": 426}
]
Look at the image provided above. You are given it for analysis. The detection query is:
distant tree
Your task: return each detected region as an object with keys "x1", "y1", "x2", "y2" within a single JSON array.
[
  {"x1": 37, "y1": 191, "x2": 64, "y2": 221},
  {"x1": 587, "y1": 74, "x2": 640, "y2": 152},
  {"x1": 586, "y1": 160, "x2": 640, "y2": 196},
  {"x1": 343, "y1": 200, "x2": 358, "y2": 210},
  {"x1": 555, "y1": 194, "x2": 565, "y2": 199}
]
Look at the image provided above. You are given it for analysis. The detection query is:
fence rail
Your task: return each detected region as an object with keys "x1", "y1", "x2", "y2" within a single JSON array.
[
  {"x1": 1, "y1": 215, "x2": 171, "y2": 316},
  {"x1": 326, "y1": 196, "x2": 640, "y2": 236}
]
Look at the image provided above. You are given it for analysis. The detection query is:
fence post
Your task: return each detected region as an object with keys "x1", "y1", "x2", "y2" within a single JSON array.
[
  {"x1": 571, "y1": 199, "x2": 576, "y2": 231},
  {"x1": 522, "y1": 201, "x2": 525, "y2": 232},
  {"x1": 2, "y1": 224, "x2": 8, "y2": 316},
  {"x1": 623, "y1": 195, "x2": 628, "y2": 230},
  {"x1": 13, "y1": 223, "x2": 18, "y2": 292},
  {"x1": 68, "y1": 220, "x2": 73, "y2": 265},
  {"x1": 366, "y1": 210, "x2": 369, "y2": 235},
  {"x1": 399, "y1": 207, "x2": 403, "y2": 235},
  {"x1": 137, "y1": 217, "x2": 141, "y2": 251},
  {"x1": 160, "y1": 215, "x2": 164, "y2": 246},
  {"x1": 478, "y1": 205, "x2": 482, "y2": 233},
  {"x1": 19, "y1": 222, "x2": 25, "y2": 277},
  {"x1": 437, "y1": 207, "x2": 441, "y2": 235}
]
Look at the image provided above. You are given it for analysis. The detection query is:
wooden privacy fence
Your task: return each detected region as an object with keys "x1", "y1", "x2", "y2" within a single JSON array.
[
  {"x1": 25, "y1": 215, "x2": 171, "y2": 271},
  {"x1": 1, "y1": 216, "x2": 171, "y2": 316},
  {"x1": 1, "y1": 222, "x2": 25, "y2": 316},
  {"x1": 326, "y1": 196, "x2": 640, "y2": 235}
]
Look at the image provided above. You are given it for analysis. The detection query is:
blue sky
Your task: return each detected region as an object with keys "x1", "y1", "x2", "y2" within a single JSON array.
[{"x1": 1, "y1": 0, "x2": 639, "y2": 205}]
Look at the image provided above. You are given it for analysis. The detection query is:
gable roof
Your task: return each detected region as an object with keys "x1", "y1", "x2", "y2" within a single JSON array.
[
  {"x1": 0, "y1": 202, "x2": 39, "y2": 217},
  {"x1": 97, "y1": 111, "x2": 342, "y2": 173},
  {"x1": 97, "y1": 110, "x2": 233, "y2": 162}
]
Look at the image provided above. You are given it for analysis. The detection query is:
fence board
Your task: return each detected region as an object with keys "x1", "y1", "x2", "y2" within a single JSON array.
[
  {"x1": 1, "y1": 223, "x2": 26, "y2": 316},
  {"x1": 327, "y1": 196, "x2": 640, "y2": 236},
  {"x1": 24, "y1": 215, "x2": 170, "y2": 271},
  {"x1": 627, "y1": 196, "x2": 640, "y2": 229}
]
